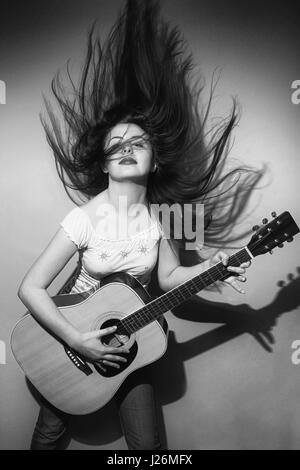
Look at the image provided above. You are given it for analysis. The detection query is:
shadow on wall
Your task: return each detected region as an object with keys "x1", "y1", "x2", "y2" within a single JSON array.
[{"x1": 25, "y1": 265, "x2": 300, "y2": 449}]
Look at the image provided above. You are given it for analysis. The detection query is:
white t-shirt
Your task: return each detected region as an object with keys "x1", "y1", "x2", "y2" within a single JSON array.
[{"x1": 60, "y1": 206, "x2": 163, "y2": 293}]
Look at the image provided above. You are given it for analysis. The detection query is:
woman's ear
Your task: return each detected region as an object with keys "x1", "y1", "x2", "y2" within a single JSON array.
[
  {"x1": 101, "y1": 163, "x2": 109, "y2": 174},
  {"x1": 151, "y1": 158, "x2": 158, "y2": 173},
  {"x1": 151, "y1": 162, "x2": 158, "y2": 173}
]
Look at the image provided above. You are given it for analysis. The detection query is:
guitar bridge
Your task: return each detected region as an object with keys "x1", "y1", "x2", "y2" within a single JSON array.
[{"x1": 64, "y1": 346, "x2": 93, "y2": 376}]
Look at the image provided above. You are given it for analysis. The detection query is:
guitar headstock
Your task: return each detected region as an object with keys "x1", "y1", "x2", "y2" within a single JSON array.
[{"x1": 247, "y1": 211, "x2": 300, "y2": 258}]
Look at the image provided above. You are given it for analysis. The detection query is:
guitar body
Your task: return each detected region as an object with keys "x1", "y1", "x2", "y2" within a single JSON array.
[{"x1": 11, "y1": 273, "x2": 169, "y2": 415}]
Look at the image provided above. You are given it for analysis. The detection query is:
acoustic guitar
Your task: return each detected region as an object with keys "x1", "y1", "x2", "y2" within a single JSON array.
[{"x1": 11, "y1": 211, "x2": 299, "y2": 414}]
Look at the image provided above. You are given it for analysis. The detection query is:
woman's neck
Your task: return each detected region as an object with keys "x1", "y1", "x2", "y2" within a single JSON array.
[{"x1": 106, "y1": 179, "x2": 148, "y2": 212}]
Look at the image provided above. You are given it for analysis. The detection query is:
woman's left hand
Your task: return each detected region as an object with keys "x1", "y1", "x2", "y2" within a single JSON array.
[{"x1": 209, "y1": 251, "x2": 251, "y2": 294}]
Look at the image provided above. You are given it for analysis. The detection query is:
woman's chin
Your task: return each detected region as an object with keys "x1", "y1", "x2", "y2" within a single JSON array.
[{"x1": 110, "y1": 171, "x2": 149, "y2": 183}]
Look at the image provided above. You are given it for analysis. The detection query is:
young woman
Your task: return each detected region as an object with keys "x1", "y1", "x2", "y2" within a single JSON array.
[{"x1": 18, "y1": 0, "x2": 261, "y2": 450}]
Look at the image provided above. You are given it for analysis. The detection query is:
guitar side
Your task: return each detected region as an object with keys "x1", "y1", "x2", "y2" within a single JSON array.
[{"x1": 11, "y1": 274, "x2": 169, "y2": 415}]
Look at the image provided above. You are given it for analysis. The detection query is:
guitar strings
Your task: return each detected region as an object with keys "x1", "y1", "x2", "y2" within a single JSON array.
[
  {"x1": 118, "y1": 225, "x2": 286, "y2": 333},
  {"x1": 119, "y1": 248, "x2": 250, "y2": 333}
]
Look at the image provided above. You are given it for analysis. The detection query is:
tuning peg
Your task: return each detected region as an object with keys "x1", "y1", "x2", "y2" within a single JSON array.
[
  {"x1": 252, "y1": 225, "x2": 259, "y2": 231},
  {"x1": 278, "y1": 243, "x2": 284, "y2": 248},
  {"x1": 269, "y1": 250, "x2": 273, "y2": 255},
  {"x1": 262, "y1": 218, "x2": 268, "y2": 224},
  {"x1": 287, "y1": 237, "x2": 293, "y2": 243},
  {"x1": 271, "y1": 211, "x2": 277, "y2": 218}
]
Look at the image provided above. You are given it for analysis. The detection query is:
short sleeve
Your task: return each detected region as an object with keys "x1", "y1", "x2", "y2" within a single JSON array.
[{"x1": 60, "y1": 207, "x2": 92, "y2": 249}]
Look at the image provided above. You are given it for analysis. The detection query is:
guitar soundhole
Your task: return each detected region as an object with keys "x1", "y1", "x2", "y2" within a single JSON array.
[
  {"x1": 100, "y1": 319, "x2": 130, "y2": 347},
  {"x1": 94, "y1": 318, "x2": 138, "y2": 378}
]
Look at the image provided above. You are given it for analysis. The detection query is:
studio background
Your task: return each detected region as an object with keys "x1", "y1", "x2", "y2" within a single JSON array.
[{"x1": 1, "y1": 0, "x2": 300, "y2": 450}]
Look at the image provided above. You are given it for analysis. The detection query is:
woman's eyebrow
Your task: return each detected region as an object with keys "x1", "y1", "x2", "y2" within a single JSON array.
[{"x1": 110, "y1": 135, "x2": 144, "y2": 140}]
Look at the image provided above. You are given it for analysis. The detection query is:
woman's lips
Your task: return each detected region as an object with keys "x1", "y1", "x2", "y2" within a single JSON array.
[{"x1": 119, "y1": 157, "x2": 137, "y2": 165}]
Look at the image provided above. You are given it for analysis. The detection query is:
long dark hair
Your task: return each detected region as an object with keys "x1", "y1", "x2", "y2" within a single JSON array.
[{"x1": 41, "y1": 0, "x2": 265, "y2": 250}]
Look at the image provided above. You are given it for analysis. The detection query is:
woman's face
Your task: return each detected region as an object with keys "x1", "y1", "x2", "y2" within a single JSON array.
[{"x1": 103, "y1": 123, "x2": 154, "y2": 182}]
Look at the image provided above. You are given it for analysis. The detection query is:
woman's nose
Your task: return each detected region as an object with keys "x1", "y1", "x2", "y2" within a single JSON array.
[{"x1": 121, "y1": 143, "x2": 134, "y2": 155}]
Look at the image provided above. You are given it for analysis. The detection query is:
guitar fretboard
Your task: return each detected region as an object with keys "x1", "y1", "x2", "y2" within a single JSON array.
[{"x1": 119, "y1": 247, "x2": 251, "y2": 334}]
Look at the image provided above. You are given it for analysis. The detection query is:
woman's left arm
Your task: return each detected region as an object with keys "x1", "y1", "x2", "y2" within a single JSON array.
[{"x1": 157, "y1": 238, "x2": 251, "y2": 294}]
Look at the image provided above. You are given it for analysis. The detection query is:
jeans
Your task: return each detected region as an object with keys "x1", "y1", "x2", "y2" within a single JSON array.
[{"x1": 30, "y1": 366, "x2": 162, "y2": 450}]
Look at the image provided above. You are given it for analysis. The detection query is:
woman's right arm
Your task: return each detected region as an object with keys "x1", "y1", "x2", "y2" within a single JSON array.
[{"x1": 18, "y1": 228, "x2": 129, "y2": 367}]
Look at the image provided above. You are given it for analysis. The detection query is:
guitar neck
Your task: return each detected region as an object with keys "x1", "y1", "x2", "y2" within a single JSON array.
[{"x1": 120, "y1": 247, "x2": 252, "y2": 334}]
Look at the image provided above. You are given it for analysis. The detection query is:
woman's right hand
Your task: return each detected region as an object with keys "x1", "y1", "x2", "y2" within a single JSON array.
[{"x1": 72, "y1": 325, "x2": 130, "y2": 369}]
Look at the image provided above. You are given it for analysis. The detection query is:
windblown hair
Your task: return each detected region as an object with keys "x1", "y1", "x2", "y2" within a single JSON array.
[{"x1": 41, "y1": 0, "x2": 264, "y2": 249}]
